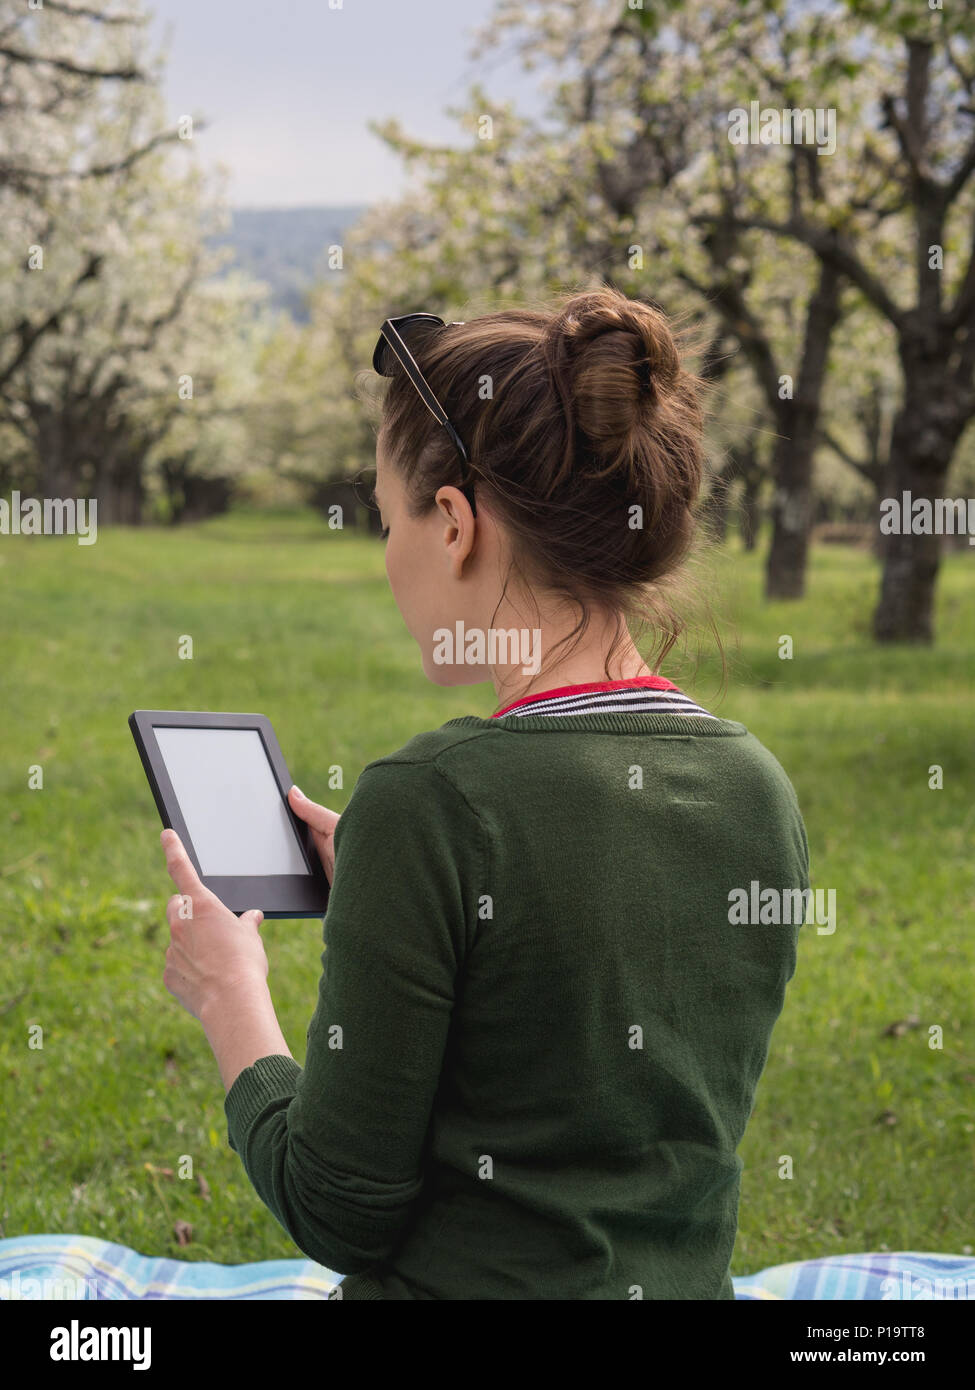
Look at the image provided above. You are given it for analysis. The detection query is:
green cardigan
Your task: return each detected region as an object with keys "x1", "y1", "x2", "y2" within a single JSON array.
[{"x1": 224, "y1": 710, "x2": 809, "y2": 1299}]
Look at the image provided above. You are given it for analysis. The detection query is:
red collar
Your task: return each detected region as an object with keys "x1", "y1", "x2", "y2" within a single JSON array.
[{"x1": 493, "y1": 675, "x2": 679, "y2": 718}]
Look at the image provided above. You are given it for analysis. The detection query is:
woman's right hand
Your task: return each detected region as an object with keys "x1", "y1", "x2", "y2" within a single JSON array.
[{"x1": 288, "y1": 785, "x2": 340, "y2": 884}]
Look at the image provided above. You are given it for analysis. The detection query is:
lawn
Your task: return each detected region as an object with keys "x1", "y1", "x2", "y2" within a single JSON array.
[{"x1": 1, "y1": 507, "x2": 972, "y2": 1271}]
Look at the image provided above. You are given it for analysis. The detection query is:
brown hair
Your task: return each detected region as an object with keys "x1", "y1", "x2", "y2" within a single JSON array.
[{"x1": 364, "y1": 285, "x2": 716, "y2": 711}]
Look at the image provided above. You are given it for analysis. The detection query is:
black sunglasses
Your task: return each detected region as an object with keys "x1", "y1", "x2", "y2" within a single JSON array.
[{"x1": 372, "y1": 312, "x2": 477, "y2": 516}]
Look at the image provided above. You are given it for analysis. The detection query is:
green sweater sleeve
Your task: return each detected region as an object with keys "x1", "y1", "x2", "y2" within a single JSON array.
[{"x1": 223, "y1": 756, "x2": 484, "y2": 1273}]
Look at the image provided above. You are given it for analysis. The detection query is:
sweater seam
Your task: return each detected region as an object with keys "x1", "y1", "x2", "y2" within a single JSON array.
[
  {"x1": 442, "y1": 714, "x2": 747, "y2": 737},
  {"x1": 358, "y1": 727, "x2": 501, "y2": 773},
  {"x1": 428, "y1": 753, "x2": 490, "y2": 956}
]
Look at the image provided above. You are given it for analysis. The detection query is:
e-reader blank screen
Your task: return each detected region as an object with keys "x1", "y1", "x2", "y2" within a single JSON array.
[{"x1": 153, "y1": 726, "x2": 310, "y2": 877}]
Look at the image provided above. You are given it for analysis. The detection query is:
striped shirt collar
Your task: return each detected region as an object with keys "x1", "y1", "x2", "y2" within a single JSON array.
[{"x1": 492, "y1": 676, "x2": 717, "y2": 720}]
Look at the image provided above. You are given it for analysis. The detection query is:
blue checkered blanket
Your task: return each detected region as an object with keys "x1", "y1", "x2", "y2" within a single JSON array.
[{"x1": 1, "y1": 1235, "x2": 972, "y2": 1299}]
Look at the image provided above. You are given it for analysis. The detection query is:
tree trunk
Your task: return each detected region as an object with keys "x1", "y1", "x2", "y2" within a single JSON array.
[
  {"x1": 701, "y1": 446, "x2": 749, "y2": 545},
  {"x1": 181, "y1": 474, "x2": 232, "y2": 522},
  {"x1": 741, "y1": 472, "x2": 760, "y2": 551},
  {"x1": 93, "y1": 445, "x2": 145, "y2": 525},
  {"x1": 871, "y1": 475, "x2": 941, "y2": 642},
  {"x1": 764, "y1": 264, "x2": 842, "y2": 599},
  {"x1": 36, "y1": 410, "x2": 77, "y2": 500},
  {"x1": 872, "y1": 363, "x2": 966, "y2": 642},
  {"x1": 96, "y1": 469, "x2": 144, "y2": 525},
  {"x1": 764, "y1": 433, "x2": 813, "y2": 597},
  {"x1": 161, "y1": 458, "x2": 188, "y2": 523}
]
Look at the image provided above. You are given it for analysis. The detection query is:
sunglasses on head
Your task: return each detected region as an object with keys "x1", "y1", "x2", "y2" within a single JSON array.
[{"x1": 372, "y1": 313, "x2": 477, "y2": 516}]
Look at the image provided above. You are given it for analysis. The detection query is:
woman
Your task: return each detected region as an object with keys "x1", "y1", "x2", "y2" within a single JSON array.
[{"x1": 161, "y1": 286, "x2": 809, "y2": 1300}]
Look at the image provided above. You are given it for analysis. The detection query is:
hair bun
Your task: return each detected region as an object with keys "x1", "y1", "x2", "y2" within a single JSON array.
[{"x1": 553, "y1": 292, "x2": 683, "y2": 465}]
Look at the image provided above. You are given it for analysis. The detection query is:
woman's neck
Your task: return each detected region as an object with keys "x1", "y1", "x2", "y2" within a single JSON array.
[{"x1": 492, "y1": 631, "x2": 655, "y2": 709}]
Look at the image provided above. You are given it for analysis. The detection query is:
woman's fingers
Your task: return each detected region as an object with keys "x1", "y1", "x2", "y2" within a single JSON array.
[
  {"x1": 289, "y1": 785, "x2": 340, "y2": 835},
  {"x1": 289, "y1": 786, "x2": 339, "y2": 882},
  {"x1": 161, "y1": 829, "x2": 210, "y2": 903}
]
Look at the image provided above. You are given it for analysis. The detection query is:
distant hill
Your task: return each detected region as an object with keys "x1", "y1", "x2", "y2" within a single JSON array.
[{"x1": 210, "y1": 205, "x2": 371, "y2": 320}]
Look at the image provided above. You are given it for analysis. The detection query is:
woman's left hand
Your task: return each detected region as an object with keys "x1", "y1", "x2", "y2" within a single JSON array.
[{"x1": 160, "y1": 828, "x2": 269, "y2": 1022}]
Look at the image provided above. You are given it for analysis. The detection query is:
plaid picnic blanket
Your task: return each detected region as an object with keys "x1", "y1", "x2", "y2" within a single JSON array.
[{"x1": 1, "y1": 1235, "x2": 973, "y2": 1299}]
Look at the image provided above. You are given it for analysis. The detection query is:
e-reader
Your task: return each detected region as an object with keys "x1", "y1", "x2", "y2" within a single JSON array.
[{"x1": 129, "y1": 710, "x2": 329, "y2": 918}]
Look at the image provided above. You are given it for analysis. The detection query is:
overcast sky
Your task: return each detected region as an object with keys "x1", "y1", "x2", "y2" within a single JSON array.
[{"x1": 147, "y1": 0, "x2": 547, "y2": 208}]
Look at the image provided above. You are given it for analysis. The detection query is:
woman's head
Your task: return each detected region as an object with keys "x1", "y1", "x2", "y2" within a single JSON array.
[{"x1": 368, "y1": 285, "x2": 707, "y2": 706}]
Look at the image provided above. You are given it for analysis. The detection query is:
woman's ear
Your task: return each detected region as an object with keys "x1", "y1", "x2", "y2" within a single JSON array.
[{"x1": 435, "y1": 485, "x2": 477, "y2": 574}]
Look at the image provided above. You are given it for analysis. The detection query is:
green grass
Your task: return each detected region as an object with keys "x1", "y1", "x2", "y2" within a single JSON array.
[{"x1": 1, "y1": 507, "x2": 973, "y2": 1272}]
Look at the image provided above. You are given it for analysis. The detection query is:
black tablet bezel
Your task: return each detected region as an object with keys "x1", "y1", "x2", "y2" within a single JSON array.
[{"x1": 129, "y1": 710, "x2": 329, "y2": 919}]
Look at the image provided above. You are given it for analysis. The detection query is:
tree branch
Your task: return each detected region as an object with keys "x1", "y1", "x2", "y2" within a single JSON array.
[
  {"x1": 39, "y1": 1, "x2": 145, "y2": 22},
  {"x1": 0, "y1": 124, "x2": 193, "y2": 193},
  {"x1": 694, "y1": 212, "x2": 907, "y2": 331},
  {"x1": 946, "y1": 206, "x2": 975, "y2": 330},
  {"x1": 819, "y1": 426, "x2": 883, "y2": 488},
  {"x1": 944, "y1": 130, "x2": 975, "y2": 210},
  {"x1": 0, "y1": 44, "x2": 142, "y2": 81},
  {"x1": 0, "y1": 252, "x2": 103, "y2": 390}
]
